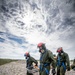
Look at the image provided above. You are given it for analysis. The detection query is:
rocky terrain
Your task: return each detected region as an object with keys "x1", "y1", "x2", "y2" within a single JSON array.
[
  {"x1": 0, "y1": 61, "x2": 75, "y2": 75},
  {"x1": 0, "y1": 61, "x2": 39, "y2": 75}
]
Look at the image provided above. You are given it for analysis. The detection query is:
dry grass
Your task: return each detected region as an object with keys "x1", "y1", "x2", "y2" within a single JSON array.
[{"x1": 0, "y1": 58, "x2": 18, "y2": 65}]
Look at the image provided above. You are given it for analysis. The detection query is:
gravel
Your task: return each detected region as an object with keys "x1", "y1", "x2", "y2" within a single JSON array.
[{"x1": 0, "y1": 61, "x2": 75, "y2": 75}]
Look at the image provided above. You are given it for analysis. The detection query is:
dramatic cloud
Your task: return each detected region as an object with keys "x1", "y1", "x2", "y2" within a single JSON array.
[{"x1": 0, "y1": 0, "x2": 75, "y2": 60}]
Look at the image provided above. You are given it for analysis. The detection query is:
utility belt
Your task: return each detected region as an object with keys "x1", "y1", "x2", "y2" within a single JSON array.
[{"x1": 39, "y1": 63, "x2": 50, "y2": 75}]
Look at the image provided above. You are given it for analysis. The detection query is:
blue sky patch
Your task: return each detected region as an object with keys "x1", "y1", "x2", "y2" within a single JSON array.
[
  {"x1": 0, "y1": 37, "x2": 5, "y2": 42},
  {"x1": 8, "y1": 36, "x2": 24, "y2": 44}
]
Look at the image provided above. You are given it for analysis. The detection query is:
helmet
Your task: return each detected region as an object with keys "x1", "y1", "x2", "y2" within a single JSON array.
[
  {"x1": 57, "y1": 47, "x2": 63, "y2": 53},
  {"x1": 37, "y1": 42, "x2": 46, "y2": 52},
  {"x1": 24, "y1": 52, "x2": 30, "y2": 57},
  {"x1": 37, "y1": 42, "x2": 44, "y2": 47}
]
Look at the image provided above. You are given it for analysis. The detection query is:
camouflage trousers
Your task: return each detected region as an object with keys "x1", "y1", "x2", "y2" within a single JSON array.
[{"x1": 57, "y1": 66, "x2": 66, "y2": 75}]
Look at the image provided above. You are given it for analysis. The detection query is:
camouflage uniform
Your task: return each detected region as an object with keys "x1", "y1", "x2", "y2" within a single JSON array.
[{"x1": 56, "y1": 47, "x2": 70, "y2": 75}]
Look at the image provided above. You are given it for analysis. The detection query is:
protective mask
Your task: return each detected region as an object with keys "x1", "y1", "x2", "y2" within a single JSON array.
[
  {"x1": 39, "y1": 47, "x2": 43, "y2": 52},
  {"x1": 40, "y1": 49, "x2": 45, "y2": 53},
  {"x1": 58, "y1": 52, "x2": 61, "y2": 55},
  {"x1": 26, "y1": 56, "x2": 29, "y2": 60}
]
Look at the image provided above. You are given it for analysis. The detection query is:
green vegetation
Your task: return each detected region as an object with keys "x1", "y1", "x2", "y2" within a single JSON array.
[{"x1": 0, "y1": 58, "x2": 18, "y2": 66}]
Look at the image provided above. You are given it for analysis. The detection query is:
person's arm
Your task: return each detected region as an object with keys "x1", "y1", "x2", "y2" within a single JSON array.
[
  {"x1": 65, "y1": 53, "x2": 70, "y2": 71},
  {"x1": 48, "y1": 51, "x2": 56, "y2": 74},
  {"x1": 31, "y1": 57, "x2": 38, "y2": 66},
  {"x1": 48, "y1": 50, "x2": 56, "y2": 68}
]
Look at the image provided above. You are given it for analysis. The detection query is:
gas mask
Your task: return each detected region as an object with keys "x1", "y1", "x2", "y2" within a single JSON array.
[
  {"x1": 58, "y1": 50, "x2": 63, "y2": 55},
  {"x1": 38, "y1": 47, "x2": 44, "y2": 53},
  {"x1": 25, "y1": 56, "x2": 29, "y2": 60},
  {"x1": 58, "y1": 52, "x2": 61, "y2": 55},
  {"x1": 39, "y1": 47, "x2": 42, "y2": 52},
  {"x1": 40, "y1": 49, "x2": 45, "y2": 53}
]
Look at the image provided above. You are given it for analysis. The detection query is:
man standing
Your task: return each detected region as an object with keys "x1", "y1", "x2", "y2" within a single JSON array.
[
  {"x1": 56, "y1": 47, "x2": 70, "y2": 75},
  {"x1": 24, "y1": 52, "x2": 38, "y2": 75},
  {"x1": 37, "y1": 42, "x2": 56, "y2": 75}
]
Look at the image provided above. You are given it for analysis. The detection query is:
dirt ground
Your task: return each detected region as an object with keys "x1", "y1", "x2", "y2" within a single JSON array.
[{"x1": 0, "y1": 61, "x2": 75, "y2": 75}]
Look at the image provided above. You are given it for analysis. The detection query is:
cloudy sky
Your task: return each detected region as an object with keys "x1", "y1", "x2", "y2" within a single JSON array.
[{"x1": 0, "y1": 0, "x2": 75, "y2": 60}]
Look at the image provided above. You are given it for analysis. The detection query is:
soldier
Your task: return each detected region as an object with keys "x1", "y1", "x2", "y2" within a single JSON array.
[
  {"x1": 56, "y1": 47, "x2": 70, "y2": 75},
  {"x1": 37, "y1": 42, "x2": 56, "y2": 75},
  {"x1": 24, "y1": 52, "x2": 38, "y2": 75},
  {"x1": 71, "y1": 58, "x2": 75, "y2": 71}
]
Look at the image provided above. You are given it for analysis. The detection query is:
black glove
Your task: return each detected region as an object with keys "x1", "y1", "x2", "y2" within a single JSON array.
[
  {"x1": 67, "y1": 67, "x2": 70, "y2": 71},
  {"x1": 52, "y1": 68, "x2": 56, "y2": 75}
]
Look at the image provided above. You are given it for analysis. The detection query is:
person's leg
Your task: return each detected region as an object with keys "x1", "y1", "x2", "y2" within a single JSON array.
[
  {"x1": 60, "y1": 66, "x2": 65, "y2": 75},
  {"x1": 41, "y1": 70, "x2": 47, "y2": 75},
  {"x1": 57, "y1": 66, "x2": 60, "y2": 75},
  {"x1": 40, "y1": 67, "x2": 50, "y2": 75},
  {"x1": 42, "y1": 68, "x2": 50, "y2": 75}
]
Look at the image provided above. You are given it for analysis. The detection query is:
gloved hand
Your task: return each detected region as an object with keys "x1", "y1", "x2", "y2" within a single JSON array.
[
  {"x1": 52, "y1": 68, "x2": 56, "y2": 75},
  {"x1": 67, "y1": 67, "x2": 70, "y2": 71}
]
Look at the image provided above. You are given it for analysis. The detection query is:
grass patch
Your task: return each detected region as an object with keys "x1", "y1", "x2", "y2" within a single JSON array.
[{"x1": 0, "y1": 58, "x2": 18, "y2": 66}]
